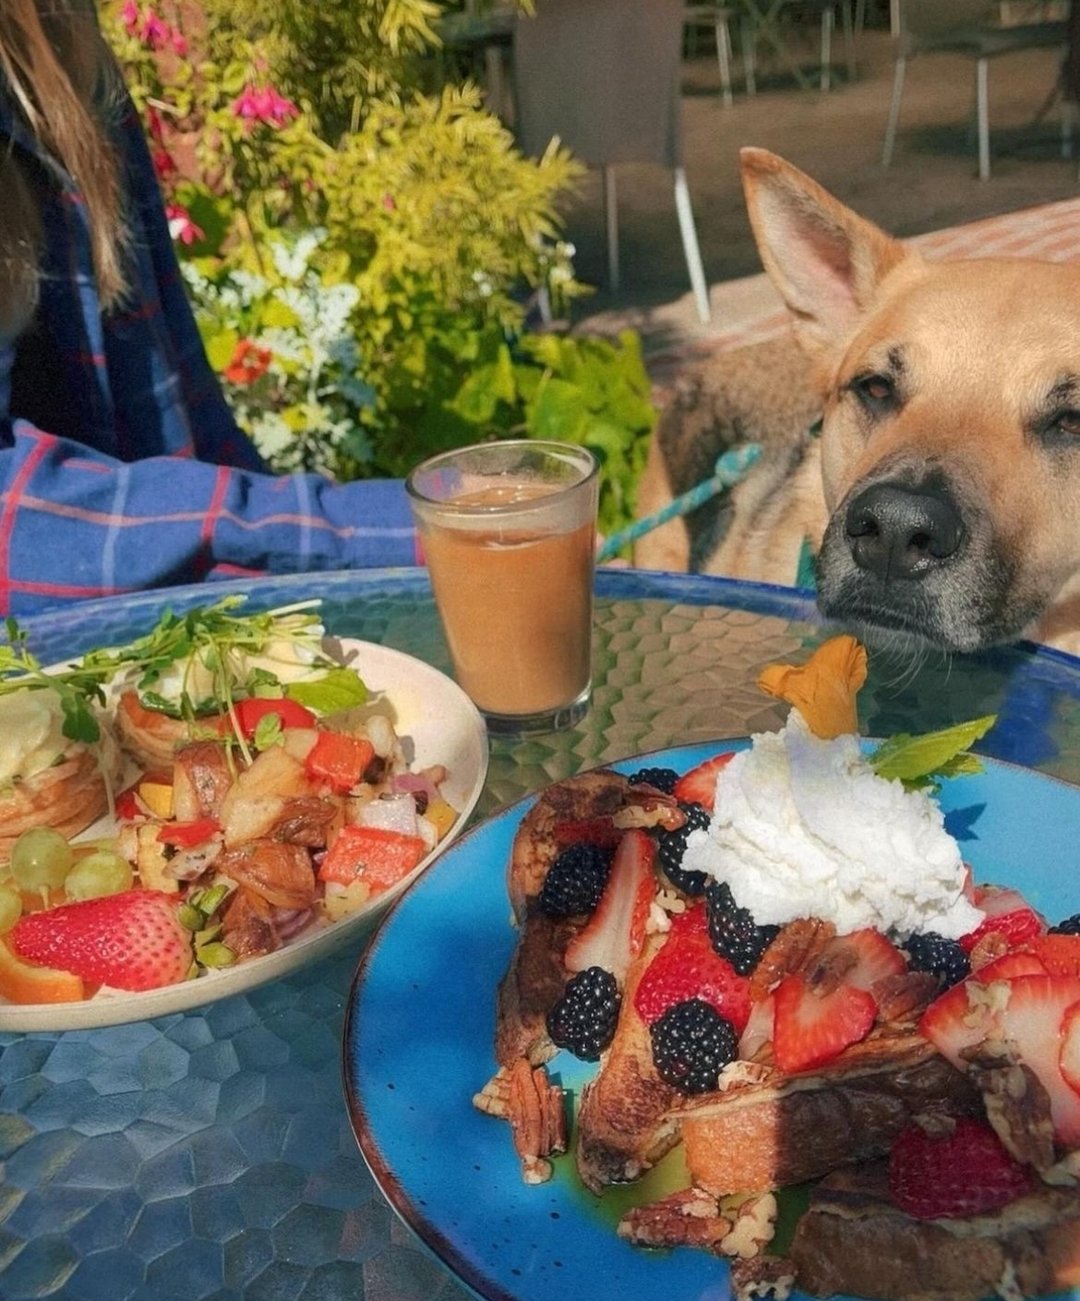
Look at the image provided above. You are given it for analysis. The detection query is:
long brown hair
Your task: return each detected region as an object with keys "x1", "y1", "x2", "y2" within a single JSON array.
[{"x1": 0, "y1": 0, "x2": 126, "y2": 327}]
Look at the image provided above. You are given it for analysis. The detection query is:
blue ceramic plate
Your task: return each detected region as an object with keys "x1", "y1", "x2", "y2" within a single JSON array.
[{"x1": 343, "y1": 741, "x2": 1080, "y2": 1301}]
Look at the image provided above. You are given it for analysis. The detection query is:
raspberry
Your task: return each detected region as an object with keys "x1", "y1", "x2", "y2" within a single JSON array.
[
  {"x1": 889, "y1": 1117, "x2": 1036, "y2": 1219},
  {"x1": 705, "y1": 880, "x2": 779, "y2": 976},
  {"x1": 902, "y1": 931, "x2": 970, "y2": 988},
  {"x1": 546, "y1": 966, "x2": 620, "y2": 1061},
  {"x1": 634, "y1": 907, "x2": 751, "y2": 1031},
  {"x1": 656, "y1": 802, "x2": 711, "y2": 895},
  {"x1": 649, "y1": 998, "x2": 738, "y2": 1095},
  {"x1": 626, "y1": 766, "x2": 679, "y2": 794},
  {"x1": 538, "y1": 843, "x2": 613, "y2": 918}
]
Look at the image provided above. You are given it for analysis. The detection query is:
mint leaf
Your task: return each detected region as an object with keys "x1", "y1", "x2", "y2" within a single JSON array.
[
  {"x1": 287, "y1": 667, "x2": 368, "y2": 714},
  {"x1": 871, "y1": 715, "x2": 996, "y2": 785}
]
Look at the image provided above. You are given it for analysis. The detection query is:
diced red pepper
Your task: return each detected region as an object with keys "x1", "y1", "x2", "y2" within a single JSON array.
[
  {"x1": 305, "y1": 731, "x2": 375, "y2": 793},
  {"x1": 318, "y1": 825, "x2": 427, "y2": 892},
  {"x1": 157, "y1": 816, "x2": 221, "y2": 848},
  {"x1": 228, "y1": 697, "x2": 317, "y2": 738},
  {"x1": 115, "y1": 781, "x2": 143, "y2": 821}
]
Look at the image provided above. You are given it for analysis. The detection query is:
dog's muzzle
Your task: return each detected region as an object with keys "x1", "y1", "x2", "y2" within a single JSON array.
[{"x1": 842, "y1": 474, "x2": 964, "y2": 581}]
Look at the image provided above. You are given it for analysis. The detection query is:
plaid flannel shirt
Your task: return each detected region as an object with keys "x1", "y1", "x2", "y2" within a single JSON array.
[{"x1": 0, "y1": 73, "x2": 419, "y2": 617}]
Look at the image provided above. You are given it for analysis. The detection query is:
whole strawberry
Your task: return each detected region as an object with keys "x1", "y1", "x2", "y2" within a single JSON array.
[
  {"x1": 634, "y1": 904, "x2": 751, "y2": 1032},
  {"x1": 889, "y1": 1117, "x2": 1037, "y2": 1219},
  {"x1": 12, "y1": 890, "x2": 193, "y2": 992}
]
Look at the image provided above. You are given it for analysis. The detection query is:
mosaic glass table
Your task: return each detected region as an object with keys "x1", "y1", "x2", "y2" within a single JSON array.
[{"x1": 3, "y1": 566, "x2": 1080, "y2": 1301}]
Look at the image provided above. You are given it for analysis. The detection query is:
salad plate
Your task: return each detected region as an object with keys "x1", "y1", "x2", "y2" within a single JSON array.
[
  {"x1": 0, "y1": 639, "x2": 489, "y2": 1034},
  {"x1": 344, "y1": 740, "x2": 1080, "y2": 1301}
]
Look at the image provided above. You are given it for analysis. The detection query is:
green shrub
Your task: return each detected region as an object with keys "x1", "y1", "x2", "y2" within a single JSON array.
[{"x1": 101, "y1": 0, "x2": 657, "y2": 537}]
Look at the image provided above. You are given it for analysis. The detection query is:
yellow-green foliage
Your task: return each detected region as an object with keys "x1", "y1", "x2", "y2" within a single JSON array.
[{"x1": 101, "y1": 0, "x2": 657, "y2": 535}]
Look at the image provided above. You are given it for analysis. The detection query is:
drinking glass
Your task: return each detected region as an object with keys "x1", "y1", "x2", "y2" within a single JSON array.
[{"x1": 406, "y1": 440, "x2": 599, "y2": 735}]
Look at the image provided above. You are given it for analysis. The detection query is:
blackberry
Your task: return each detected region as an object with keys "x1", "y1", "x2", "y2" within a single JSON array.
[
  {"x1": 903, "y1": 931, "x2": 970, "y2": 988},
  {"x1": 650, "y1": 998, "x2": 738, "y2": 1095},
  {"x1": 546, "y1": 966, "x2": 621, "y2": 1061},
  {"x1": 705, "y1": 880, "x2": 779, "y2": 976},
  {"x1": 656, "y1": 802, "x2": 712, "y2": 895},
  {"x1": 538, "y1": 844, "x2": 613, "y2": 918},
  {"x1": 626, "y1": 766, "x2": 680, "y2": 794},
  {"x1": 1051, "y1": 914, "x2": 1080, "y2": 935}
]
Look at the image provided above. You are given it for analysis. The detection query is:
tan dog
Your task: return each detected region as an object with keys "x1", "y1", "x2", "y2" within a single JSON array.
[{"x1": 636, "y1": 148, "x2": 1080, "y2": 655}]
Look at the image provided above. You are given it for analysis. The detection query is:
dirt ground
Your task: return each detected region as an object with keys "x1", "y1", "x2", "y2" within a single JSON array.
[{"x1": 564, "y1": 24, "x2": 1078, "y2": 351}]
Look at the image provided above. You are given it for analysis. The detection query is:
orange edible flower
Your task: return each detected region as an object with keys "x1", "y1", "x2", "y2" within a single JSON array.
[{"x1": 757, "y1": 634, "x2": 868, "y2": 739}]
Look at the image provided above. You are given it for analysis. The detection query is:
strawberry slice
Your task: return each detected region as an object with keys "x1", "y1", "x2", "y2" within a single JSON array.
[
  {"x1": 827, "y1": 928, "x2": 907, "y2": 998},
  {"x1": 889, "y1": 1117, "x2": 1036, "y2": 1220},
  {"x1": 1029, "y1": 933, "x2": 1080, "y2": 977},
  {"x1": 564, "y1": 829, "x2": 655, "y2": 983},
  {"x1": 959, "y1": 885, "x2": 1045, "y2": 953},
  {"x1": 671, "y1": 753, "x2": 735, "y2": 812},
  {"x1": 975, "y1": 951, "x2": 1048, "y2": 982},
  {"x1": 12, "y1": 890, "x2": 193, "y2": 993},
  {"x1": 738, "y1": 991, "x2": 775, "y2": 1060},
  {"x1": 552, "y1": 816, "x2": 624, "y2": 849},
  {"x1": 919, "y1": 978, "x2": 1004, "y2": 1072},
  {"x1": 634, "y1": 904, "x2": 751, "y2": 1031},
  {"x1": 998, "y1": 974, "x2": 1080, "y2": 1146},
  {"x1": 772, "y1": 973, "x2": 876, "y2": 1074},
  {"x1": 1060, "y1": 1001, "x2": 1080, "y2": 1097}
]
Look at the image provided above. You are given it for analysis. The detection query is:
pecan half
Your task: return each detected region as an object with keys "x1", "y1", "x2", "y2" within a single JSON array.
[
  {"x1": 617, "y1": 1187, "x2": 733, "y2": 1250},
  {"x1": 874, "y1": 971, "x2": 940, "y2": 1025},
  {"x1": 751, "y1": 918, "x2": 836, "y2": 999},
  {"x1": 506, "y1": 1057, "x2": 567, "y2": 1184},
  {"x1": 966, "y1": 1042, "x2": 1057, "y2": 1171}
]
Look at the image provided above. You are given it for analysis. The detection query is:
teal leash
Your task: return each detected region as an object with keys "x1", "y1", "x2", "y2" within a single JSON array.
[{"x1": 596, "y1": 442, "x2": 763, "y2": 564}]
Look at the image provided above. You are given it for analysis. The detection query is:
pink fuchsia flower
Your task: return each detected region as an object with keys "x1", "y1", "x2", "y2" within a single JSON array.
[
  {"x1": 121, "y1": 0, "x2": 140, "y2": 35},
  {"x1": 223, "y1": 340, "x2": 272, "y2": 385},
  {"x1": 140, "y1": 10, "x2": 173, "y2": 50},
  {"x1": 230, "y1": 84, "x2": 299, "y2": 128},
  {"x1": 165, "y1": 203, "x2": 204, "y2": 246}
]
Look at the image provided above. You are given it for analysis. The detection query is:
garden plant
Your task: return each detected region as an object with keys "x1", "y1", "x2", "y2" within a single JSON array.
[{"x1": 102, "y1": 0, "x2": 657, "y2": 540}]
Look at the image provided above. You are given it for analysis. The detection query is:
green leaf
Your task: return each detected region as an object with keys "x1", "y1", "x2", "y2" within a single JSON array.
[
  {"x1": 287, "y1": 666, "x2": 368, "y2": 713},
  {"x1": 871, "y1": 715, "x2": 997, "y2": 785}
]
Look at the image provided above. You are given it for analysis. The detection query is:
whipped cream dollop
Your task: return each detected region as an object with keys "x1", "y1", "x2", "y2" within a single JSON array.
[{"x1": 680, "y1": 711, "x2": 984, "y2": 939}]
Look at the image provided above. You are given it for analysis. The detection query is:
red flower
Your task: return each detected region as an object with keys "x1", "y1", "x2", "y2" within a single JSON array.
[
  {"x1": 223, "y1": 340, "x2": 272, "y2": 385},
  {"x1": 230, "y1": 84, "x2": 299, "y2": 128}
]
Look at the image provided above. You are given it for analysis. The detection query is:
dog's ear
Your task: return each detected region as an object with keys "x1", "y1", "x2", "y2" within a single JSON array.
[{"x1": 740, "y1": 148, "x2": 916, "y2": 359}]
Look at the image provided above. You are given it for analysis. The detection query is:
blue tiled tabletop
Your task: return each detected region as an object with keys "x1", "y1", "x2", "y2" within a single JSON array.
[{"x1": 3, "y1": 567, "x2": 1080, "y2": 1300}]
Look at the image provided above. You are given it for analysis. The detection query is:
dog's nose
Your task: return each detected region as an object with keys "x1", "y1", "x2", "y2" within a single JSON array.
[{"x1": 843, "y1": 479, "x2": 964, "y2": 580}]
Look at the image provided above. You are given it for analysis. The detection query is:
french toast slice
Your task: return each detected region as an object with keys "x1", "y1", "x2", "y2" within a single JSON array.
[
  {"x1": 494, "y1": 768, "x2": 631, "y2": 1068},
  {"x1": 674, "y1": 1027, "x2": 979, "y2": 1195},
  {"x1": 788, "y1": 1161, "x2": 1080, "y2": 1301},
  {"x1": 575, "y1": 932, "x2": 680, "y2": 1192}
]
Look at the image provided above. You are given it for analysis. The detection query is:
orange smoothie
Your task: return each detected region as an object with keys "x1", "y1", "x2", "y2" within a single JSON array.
[{"x1": 418, "y1": 484, "x2": 595, "y2": 717}]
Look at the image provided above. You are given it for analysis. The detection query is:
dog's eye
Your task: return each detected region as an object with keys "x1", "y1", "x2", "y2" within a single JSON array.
[
  {"x1": 1053, "y1": 411, "x2": 1080, "y2": 438},
  {"x1": 851, "y1": 374, "x2": 896, "y2": 410}
]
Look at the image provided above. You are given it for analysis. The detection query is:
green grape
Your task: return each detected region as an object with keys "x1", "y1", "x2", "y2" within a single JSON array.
[
  {"x1": 0, "y1": 882, "x2": 21, "y2": 933},
  {"x1": 10, "y1": 827, "x2": 74, "y2": 898},
  {"x1": 65, "y1": 851, "x2": 133, "y2": 902}
]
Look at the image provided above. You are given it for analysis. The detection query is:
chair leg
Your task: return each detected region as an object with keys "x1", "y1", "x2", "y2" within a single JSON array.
[
  {"x1": 976, "y1": 56, "x2": 990, "y2": 179},
  {"x1": 841, "y1": 0, "x2": 857, "y2": 82},
  {"x1": 1062, "y1": 96, "x2": 1076, "y2": 159},
  {"x1": 716, "y1": 13, "x2": 735, "y2": 107},
  {"x1": 673, "y1": 167, "x2": 711, "y2": 326},
  {"x1": 882, "y1": 54, "x2": 906, "y2": 166},
  {"x1": 603, "y1": 165, "x2": 620, "y2": 293},
  {"x1": 820, "y1": 8, "x2": 834, "y2": 91},
  {"x1": 741, "y1": 21, "x2": 757, "y2": 96}
]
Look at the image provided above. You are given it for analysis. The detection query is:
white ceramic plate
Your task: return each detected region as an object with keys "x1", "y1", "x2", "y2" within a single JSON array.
[{"x1": 0, "y1": 639, "x2": 488, "y2": 1033}]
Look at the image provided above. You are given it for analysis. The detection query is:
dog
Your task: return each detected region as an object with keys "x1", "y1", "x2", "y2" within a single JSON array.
[{"x1": 635, "y1": 148, "x2": 1080, "y2": 656}]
